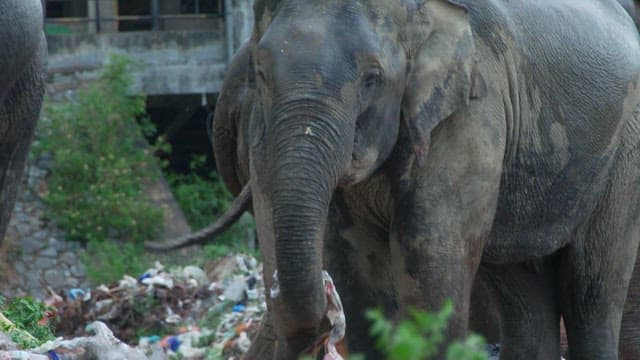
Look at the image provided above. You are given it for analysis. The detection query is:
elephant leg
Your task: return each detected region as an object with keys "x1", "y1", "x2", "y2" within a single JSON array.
[
  {"x1": 0, "y1": 57, "x2": 44, "y2": 244},
  {"x1": 559, "y1": 144, "x2": 640, "y2": 359},
  {"x1": 244, "y1": 311, "x2": 277, "y2": 359},
  {"x1": 620, "y1": 252, "x2": 640, "y2": 360},
  {"x1": 481, "y1": 262, "x2": 560, "y2": 360},
  {"x1": 468, "y1": 270, "x2": 501, "y2": 345},
  {"x1": 324, "y1": 197, "x2": 395, "y2": 360},
  {"x1": 390, "y1": 105, "x2": 505, "y2": 346}
]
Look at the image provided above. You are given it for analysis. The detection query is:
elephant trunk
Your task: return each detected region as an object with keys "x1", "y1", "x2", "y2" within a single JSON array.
[{"x1": 262, "y1": 101, "x2": 351, "y2": 350}]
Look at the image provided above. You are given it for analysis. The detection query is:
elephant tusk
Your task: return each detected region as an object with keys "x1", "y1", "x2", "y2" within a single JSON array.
[{"x1": 144, "y1": 184, "x2": 251, "y2": 251}]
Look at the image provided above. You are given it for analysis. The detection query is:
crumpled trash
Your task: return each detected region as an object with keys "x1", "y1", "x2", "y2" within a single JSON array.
[
  {"x1": 0, "y1": 333, "x2": 17, "y2": 351},
  {"x1": 182, "y1": 266, "x2": 208, "y2": 287},
  {"x1": 141, "y1": 273, "x2": 174, "y2": 289},
  {"x1": 0, "y1": 351, "x2": 49, "y2": 360},
  {"x1": 68, "y1": 289, "x2": 91, "y2": 301},
  {"x1": 29, "y1": 322, "x2": 148, "y2": 360},
  {"x1": 159, "y1": 336, "x2": 180, "y2": 352},
  {"x1": 18, "y1": 254, "x2": 265, "y2": 360},
  {"x1": 223, "y1": 276, "x2": 246, "y2": 303},
  {"x1": 321, "y1": 271, "x2": 346, "y2": 360}
]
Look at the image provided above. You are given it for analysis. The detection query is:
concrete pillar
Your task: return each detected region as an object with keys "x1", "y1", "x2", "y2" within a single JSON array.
[
  {"x1": 88, "y1": 0, "x2": 118, "y2": 33},
  {"x1": 232, "y1": 0, "x2": 254, "y2": 50}
]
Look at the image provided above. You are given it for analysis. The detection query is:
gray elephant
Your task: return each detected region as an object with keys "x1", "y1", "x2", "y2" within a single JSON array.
[
  {"x1": 0, "y1": 1, "x2": 47, "y2": 245},
  {"x1": 620, "y1": 0, "x2": 640, "y2": 27},
  {"x1": 150, "y1": 0, "x2": 640, "y2": 358}
]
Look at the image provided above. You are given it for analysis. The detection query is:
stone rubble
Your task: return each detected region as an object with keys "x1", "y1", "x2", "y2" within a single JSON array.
[{"x1": 1, "y1": 160, "x2": 91, "y2": 301}]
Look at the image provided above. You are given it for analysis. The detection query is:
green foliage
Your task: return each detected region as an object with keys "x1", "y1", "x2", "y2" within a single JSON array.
[
  {"x1": 167, "y1": 155, "x2": 256, "y2": 260},
  {"x1": 80, "y1": 239, "x2": 151, "y2": 285},
  {"x1": 167, "y1": 155, "x2": 233, "y2": 230},
  {"x1": 366, "y1": 301, "x2": 488, "y2": 360},
  {"x1": 34, "y1": 53, "x2": 166, "y2": 245},
  {"x1": 1, "y1": 297, "x2": 56, "y2": 349}
]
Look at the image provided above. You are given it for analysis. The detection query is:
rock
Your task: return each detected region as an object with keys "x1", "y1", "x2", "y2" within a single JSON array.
[
  {"x1": 12, "y1": 211, "x2": 29, "y2": 224},
  {"x1": 40, "y1": 247, "x2": 58, "y2": 258},
  {"x1": 14, "y1": 223, "x2": 32, "y2": 237},
  {"x1": 13, "y1": 262, "x2": 26, "y2": 276},
  {"x1": 65, "y1": 277, "x2": 79, "y2": 288},
  {"x1": 50, "y1": 238, "x2": 69, "y2": 252},
  {"x1": 60, "y1": 252, "x2": 77, "y2": 266},
  {"x1": 44, "y1": 269, "x2": 65, "y2": 289},
  {"x1": 69, "y1": 265, "x2": 85, "y2": 278},
  {"x1": 20, "y1": 239, "x2": 42, "y2": 254},
  {"x1": 31, "y1": 230, "x2": 47, "y2": 242},
  {"x1": 35, "y1": 258, "x2": 56, "y2": 269},
  {"x1": 24, "y1": 271, "x2": 41, "y2": 289}
]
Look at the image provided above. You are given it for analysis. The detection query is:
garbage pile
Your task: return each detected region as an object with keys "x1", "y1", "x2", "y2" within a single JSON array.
[{"x1": 0, "y1": 254, "x2": 266, "y2": 360}]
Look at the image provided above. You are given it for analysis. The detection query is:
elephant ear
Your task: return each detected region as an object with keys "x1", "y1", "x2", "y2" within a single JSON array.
[
  {"x1": 212, "y1": 42, "x2": 253, "y2": 196},
  {"x1": 402, "y1": 0, "x2": 481, "y2": 165}
]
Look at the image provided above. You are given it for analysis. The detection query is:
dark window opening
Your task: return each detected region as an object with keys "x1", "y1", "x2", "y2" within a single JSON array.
[
  {"x1": 45, "y1": 0, "x2": 88, "y2": 18},
  {"x1": 146, "y1": 94, "x2": 218, "y2": 176},
  {"x1": 118, "y1": 0, "x2": 152, "y2": 31},
  {"x1": 180, "y1": 0, "x2": 222, "y2": 14}
]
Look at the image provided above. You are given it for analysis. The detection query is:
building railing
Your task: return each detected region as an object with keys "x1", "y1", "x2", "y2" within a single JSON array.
[{"x1": 43, "y1": 0, "x2": 225, "y2": 34}]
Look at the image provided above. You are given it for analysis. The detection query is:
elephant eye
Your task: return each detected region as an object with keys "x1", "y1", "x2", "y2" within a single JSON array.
[{"x1": 362, "y1": 67, "x2": 384, "y2": 89}]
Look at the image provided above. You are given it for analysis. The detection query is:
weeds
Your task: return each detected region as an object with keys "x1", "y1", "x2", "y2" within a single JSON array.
[
  {"x1": 366, "y1": 301, "x2": 488, "y2": 360},
  {"x1": 0, "y1": 296, "x2": 56, "y2": 349}
]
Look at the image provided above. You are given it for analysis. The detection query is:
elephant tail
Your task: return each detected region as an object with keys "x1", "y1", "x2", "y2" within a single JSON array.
[{"x1": 145, "y1": 184, "x2": 251, "y2": 251}]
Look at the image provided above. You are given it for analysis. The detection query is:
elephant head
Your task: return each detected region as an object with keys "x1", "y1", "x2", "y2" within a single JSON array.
[{"x1": 238, "y1": 0, "x2": 482, "y2": 357}]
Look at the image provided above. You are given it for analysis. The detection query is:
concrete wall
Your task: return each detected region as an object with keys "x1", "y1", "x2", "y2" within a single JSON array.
[
  {"x1": 46, "y1": 0, "x2": 254, "y2": 96},
  {"x1": 47, "y1": 30, "x2": 228, "y2": 95},
  {"x1": 230, "y1": 0, "x2": 254, "y2": 50}
]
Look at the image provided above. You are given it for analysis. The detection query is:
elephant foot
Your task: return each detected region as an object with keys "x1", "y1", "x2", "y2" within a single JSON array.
[{"x1": 243, "y1": 311, "x2": 276, "y2": 359}]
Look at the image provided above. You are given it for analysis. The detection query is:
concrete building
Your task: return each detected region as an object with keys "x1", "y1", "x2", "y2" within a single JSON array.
[
  {"x1": 44, "y1": 0, "x2": 254, "y2": 96},
  {"x1": 42, "y1": 0, "x2": 256, "y2": 237},
  {"x1": 44, "y1": 0, "x2": 255, "y2": 173}
]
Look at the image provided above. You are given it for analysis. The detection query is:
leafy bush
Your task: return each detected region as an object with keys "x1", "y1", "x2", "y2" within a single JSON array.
[
  {"x1": 33, "y1": 54, "x2": 166, "y2": 244},
  {"x1": 167, "y1": 155, "x2": 256, "y2": 258},
  {"x1": 0, "y1": 296, "x2": 56, "y2": 349},
  {"x1": 80, "y1": 239, "x2": 151, "y2": 285},
  {"x1": 366, "y1": 301, "x2": 488, "y2": 360}
]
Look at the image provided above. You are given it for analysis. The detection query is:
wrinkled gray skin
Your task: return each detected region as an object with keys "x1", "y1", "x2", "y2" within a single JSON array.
[
  {"x1": 619, "y1": 0, "x2": 640, "y2": 27},
  {"x1": 0, "y1": 1, "x2": 46, "y2": 245},
  {"x1": 212, "y1": 0, "x2": 640, "y2": 359}
]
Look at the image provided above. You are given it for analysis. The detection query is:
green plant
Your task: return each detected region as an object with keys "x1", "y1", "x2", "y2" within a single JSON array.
[
  {"x1": 80, "y1": 239, "x2": 151, "y2": 285},
  {"x1": 366, "y1": 301, "x2": 488, "y2": 360},
  {"x1": 34, "y1": 53, "x2": 166, "y2": 245},
  {"x1": 0, "y1": 297, "x2": 56, "y2": 349},
  {"x1": 166, "y1": 155, "x2": 256, "y2": 260}
]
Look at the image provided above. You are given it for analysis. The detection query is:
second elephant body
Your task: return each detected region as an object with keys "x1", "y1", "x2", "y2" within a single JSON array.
[{"x1": 201, "y1": 1, "x2": 640, "y2": 358}]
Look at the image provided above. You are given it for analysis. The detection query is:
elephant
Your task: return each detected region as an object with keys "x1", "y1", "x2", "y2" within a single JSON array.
[
  {"x1": 153, "y1": 43, "x2": 640, "y2": 360},
  {"x1": 149, "y1": 0, "x2": 640, "y2": 358},
  {"x1": 0, "y1": 1, "x2": 47, "y2": 245}
]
